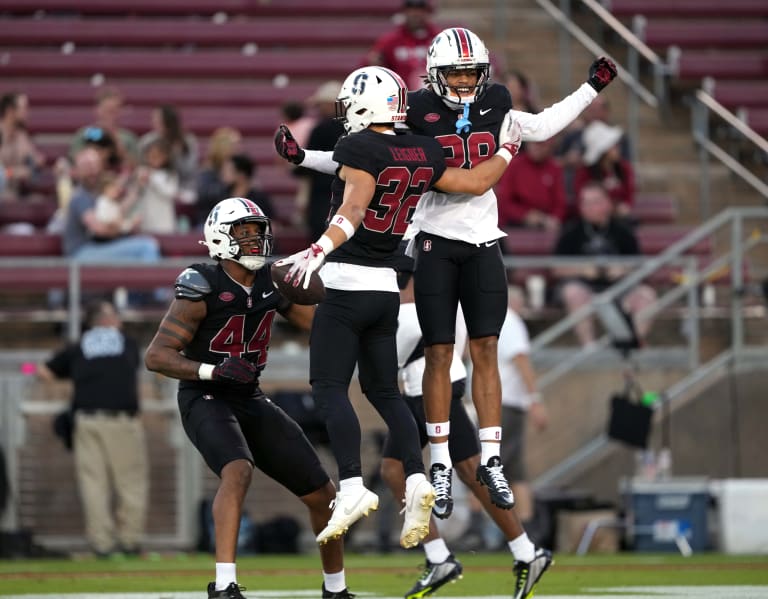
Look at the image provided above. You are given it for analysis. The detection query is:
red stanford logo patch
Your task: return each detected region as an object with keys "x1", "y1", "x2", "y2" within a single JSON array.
[
  {"x1": 218, "y1": 291, "x2": 235, "y2": 302},
  {"x1": 424, "y1": 112, "x2": 440, "y2": 123}
]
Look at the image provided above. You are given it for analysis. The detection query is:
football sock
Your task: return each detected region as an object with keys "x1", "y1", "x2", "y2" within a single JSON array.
[
  {"x1": 509, "y1": 532, "x2": 536, "y2": 562},
  {"x1": 215, "y1": 562, "x2": 237, "y2": 591},
  {"x1": 428, "y1": 441, "x2": 452, "y2": 469},
  {"x1": 339, "y1": 477, "x2": 364, "y2": 492},
  {"x1": 323, "y1": 569, "x2": 346, "y2": 593},
  {"x1": 423, "y1": 538, "x2": 451, "y2": 564},
  {"x1": 479, "y1": 426, "x2": 502, "y2": 464}
]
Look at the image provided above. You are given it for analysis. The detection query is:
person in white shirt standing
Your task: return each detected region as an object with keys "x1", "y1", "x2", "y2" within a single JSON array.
[{"x1": 498, "y1": 289, "x2": 549, "y2": 526}]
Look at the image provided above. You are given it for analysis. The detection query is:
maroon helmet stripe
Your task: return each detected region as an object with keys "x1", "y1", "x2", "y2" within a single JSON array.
[
  {"x1": 453, "y1": 28, "x2": 472, "y2": 59},
  {"x1": 377, "y1": 67, "x2": 408, "y2": 112},
  {"x1": 236, "y1": 197, "x2": 261, "y2": 215}
]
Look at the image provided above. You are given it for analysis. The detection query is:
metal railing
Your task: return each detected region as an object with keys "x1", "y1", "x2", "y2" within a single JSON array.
[
  {"x1": 693, "y1": 87, "x2": 768, "y2": 218},
  {"x1": 528, "y1": 206, "x2": 768, "y2": 489}
]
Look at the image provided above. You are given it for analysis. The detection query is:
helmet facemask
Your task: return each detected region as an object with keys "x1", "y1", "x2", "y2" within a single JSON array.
[
  {"x1": 426, "y1": 28, "x2": 491, "y2": 107},
  {"x1": 203, "y1": 197, "x2": 273, "y2": 271}
]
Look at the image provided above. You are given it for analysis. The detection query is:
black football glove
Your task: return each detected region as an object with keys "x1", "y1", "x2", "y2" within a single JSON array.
[
  {"x1": 211, "y1": 356, "x2": 258, "y2": 385},
  {"x1": 587, "y1": 56, "x2": 618, "y2": 93},
  {"x1": 274, "y1": 124, "x2": 305, "y2": 165}
]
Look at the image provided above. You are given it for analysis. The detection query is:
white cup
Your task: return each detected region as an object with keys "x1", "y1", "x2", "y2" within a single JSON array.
[{"x1": 526, "y1": 274, "x2": 546, "y2": 310}]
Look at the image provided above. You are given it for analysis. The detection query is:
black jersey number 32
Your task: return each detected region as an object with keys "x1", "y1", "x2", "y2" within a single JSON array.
[{"x1": 364, "y1": 165, "x2": 433, "y2": 236}]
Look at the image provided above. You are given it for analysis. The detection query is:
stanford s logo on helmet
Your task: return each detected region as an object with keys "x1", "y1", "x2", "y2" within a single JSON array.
[
  {"x1": 202, "y1": 197, "x2": 273, "y2": 271},
  {"x1": 426, "y1": 27, "x2": 491, "y2": 107},
  {"x1": 336, "y1": 66, "x2": 408, "y2": 133}
]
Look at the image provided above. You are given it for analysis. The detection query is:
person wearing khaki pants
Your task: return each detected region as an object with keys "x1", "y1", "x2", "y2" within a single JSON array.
[{"x1": 37, "y1": 299, "x2": 148, "y2": 556}]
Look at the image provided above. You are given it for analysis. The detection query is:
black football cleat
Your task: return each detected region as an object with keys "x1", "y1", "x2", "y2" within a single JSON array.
[
  {"x1": 512, "y1": 547, "x2": 553, "y2": 599},
  {"x1": 476, "y1": 457, "x2": 515, "y2": 509},
  {"x1": 322, "y1": 583, "x2": 356, "y2": 598},
  {"x1": 404, "y1": 554, "x2": 463, "y2": 598},
  {"x1": 208, "y1": 582, "x2": 246, "y2": 598},
  {"x1": 429, "y1": 463, "x2": 453, "y2": 519}
]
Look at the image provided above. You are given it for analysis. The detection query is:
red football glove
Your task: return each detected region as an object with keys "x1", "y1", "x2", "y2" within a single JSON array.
[
  {"x1": 587, "y1": 56, "x2": 618, "y2": 93},
  {"x1": 274, "y1": 124, "x2": 305, "y2": 165},
  {"x1": 211, "y1": 357, "x2": 258, "y2": 385}
]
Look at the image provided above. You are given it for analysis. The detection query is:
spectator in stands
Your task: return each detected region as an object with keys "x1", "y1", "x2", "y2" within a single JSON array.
[
  {"x1": 138, "y1": 104, "x2": 198, "y2": 205},
  {"x1": 364, "y1": 0, "x2": 441, "y2": 91},
  {"x1": 127, "y1": 138, "x2": 181, "y2": 235},
  {"x1": 221, "y1": 153, "x2": 274, "y2": 220},
  {"x1": 553, "y1": 181, "x2": 656, "y2": 347},
  {"x1": 506, "y1": 70, "x2": 539, "y2": 114},
  {"x1": 195, "y1": 126, "x2": 242, "y2": 227},
  {"x1": 279, "y1": 100, "x2": 316, "y2": 149},
  {"x1": 70, "y1": 86, "x2": 139, "y2": 169},
  {"x1": 495, "y1": 138, "x2": 566, "y2": 234},
  {"x1": 574, "y1": 120, "x2": 635, "y2": 219},
  {"x1": 293, "y1": 81, "x2": 345, "y2": 242},
  {"x1": 35, "y1": 299, "x2": 149, "y2": 557},
  {"x1": 62, "y1": 146, "x2": 160, "y2": 262},
  {"x1": 0, "y1": 91, "x2": 45, "y2": 201}
]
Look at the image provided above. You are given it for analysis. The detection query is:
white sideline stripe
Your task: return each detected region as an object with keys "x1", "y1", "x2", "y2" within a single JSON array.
[{"x1": 3, "y1": 588, "x2": 768, "y2": 599}]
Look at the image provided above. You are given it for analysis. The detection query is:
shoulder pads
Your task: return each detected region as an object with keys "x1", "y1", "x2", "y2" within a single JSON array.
[{"x1": 174, "y1": 267, "x2": 212, "y2": 301}]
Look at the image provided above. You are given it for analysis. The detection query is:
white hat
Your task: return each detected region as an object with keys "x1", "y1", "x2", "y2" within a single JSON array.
[
  {"x1": 308, "y1": 80, "x2": 342, "y2": 105},
  {"x1": 582, "y1": 120, "x2": 623, "y2": 166}
]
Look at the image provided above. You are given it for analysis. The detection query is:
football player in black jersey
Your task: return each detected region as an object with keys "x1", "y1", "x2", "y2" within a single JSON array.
[
  {"x1": 144, "y1": 197, "x2": 353, "y2": 599},
  {"x1": 273, "y1": 65, "x2": 521, "y2": 550}
]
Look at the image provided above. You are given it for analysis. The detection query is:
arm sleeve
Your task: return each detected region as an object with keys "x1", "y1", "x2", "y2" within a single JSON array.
[
  {"x1": 300, "y1": 149, "x2": 339, "y2": 175},
  {"x1": 514, "y1": 82, "x2": 597, "y2": 142}
]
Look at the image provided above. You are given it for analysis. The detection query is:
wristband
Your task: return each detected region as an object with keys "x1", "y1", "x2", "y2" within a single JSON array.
[
  {"x1": 198, "y1": 363, "x2": 215, "y2": 380},
  {"x1": 495, "y1": 147, "x2": 515, "y2": 164},
  {"x1": 316, "y1": 234, "x2": 335, "y2": 255},
  {"x1": 329, "y1": 214, "x2": 356, "y2": 240}
]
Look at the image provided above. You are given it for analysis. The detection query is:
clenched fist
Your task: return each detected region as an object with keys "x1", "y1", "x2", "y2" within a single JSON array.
[
  {"x1": 587, "y1": 56, "x2": 617, "y2": 93},
  {"x1": 274, "y1": 124, "x2": 305, "y2": 165}
]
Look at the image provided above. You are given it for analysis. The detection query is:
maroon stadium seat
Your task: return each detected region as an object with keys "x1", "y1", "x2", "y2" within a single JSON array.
[
  {"x1": 677, "y1": 52, "x2": 768, "y2": 81},
  {"x1": 709, "y1": 80, "x2": 768, "y2": 109},
  {"x1": 0, "y1": 200, "x2": 58, "y2": 229},
  {"x1": 0, "y1": 0, "x2": 402, "y2": 17},
  {"x1": 0, "y1": 233, "x2": 62, "y2": 256},
  {"x1": 642, "y1": 22, "x2": 768, "y2": 50},
  {"x1": 0, "y1": 49, "x2": 362, "y2": 79},
  {"x1": 28, "y1": 106, "x2": 282, "y2": 136},
  {"x1": 636, "y1": 225, "x2": 711, "y2": 256},
  {"x1": 743, "y1": 108, "x2": 768, "y2": 136},
  {"x1": 503, "y1": 229, "x2": 558, "y2": 256},
  {"x1": 19, "y1": 80, "x2": 322, "y2": 108},
  {"x1": 608, "y1": 0, "x2": 768, "y2": 18},
  {"x1": 0, "y1": 18, "x2": 390, "y2": 48},
  {"x1": 631, "y1": 193, "x2": 679, "y2": 225}
]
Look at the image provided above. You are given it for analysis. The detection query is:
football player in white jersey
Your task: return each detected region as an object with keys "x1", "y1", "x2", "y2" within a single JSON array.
[{"x1": 274, "y1": 25, "x2": 615, "y2": 540}]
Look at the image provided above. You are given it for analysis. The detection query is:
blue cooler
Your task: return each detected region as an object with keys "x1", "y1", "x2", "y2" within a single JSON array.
[{"x1": 623, "y1": 477, "x2": 710, "y2": 552}]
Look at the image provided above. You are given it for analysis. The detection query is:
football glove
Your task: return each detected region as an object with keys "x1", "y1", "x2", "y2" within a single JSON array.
[
  {"x1": 274, "y1": 124, "x2": 305, "y2": 165},
  {"x1": 274, "y1": 243, "x2": 326, "y2": 290},
  {"x1": 212, "y1": 356, "x2": 258, "y2": 385},
  {"x1": 498, "y1": 112, "x2": 523, "y2": 159},
  {"x1": 587, "y1": 56, "x2": 618, "y2": 93}
]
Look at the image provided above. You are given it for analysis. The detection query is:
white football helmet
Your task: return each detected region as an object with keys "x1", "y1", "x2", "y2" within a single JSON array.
[
  {"x1": 202, "y1": 197, "x2": 273, "y2": 270},
  {"x1": 426, "y1": 27, "x2": 491, "y2": 106},
  {"x1": 335, "y1": 66, "x2": 408, "y2": 133}
]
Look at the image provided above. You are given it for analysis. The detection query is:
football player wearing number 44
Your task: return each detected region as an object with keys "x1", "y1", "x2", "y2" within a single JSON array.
[
  {"x1": 275, "y1": 27, "x2": 617, "y2": 537},
  {"x1": 273, "y1": 64, "x2": 521, "y2": 550},
  {"x1": 145, "y1": 197, "x2": 355, "y2": 599}
]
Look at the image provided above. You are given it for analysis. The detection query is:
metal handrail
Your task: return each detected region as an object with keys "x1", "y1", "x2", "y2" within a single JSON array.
[{"x1": 697, "y1": 88, "x2": 768, "y2": 155}]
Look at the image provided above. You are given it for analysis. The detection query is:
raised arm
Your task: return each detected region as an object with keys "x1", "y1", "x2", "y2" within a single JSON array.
[
  {"x1": 515, "y1": 57, "x2": 617, "y2": 142},
  {"x1": 274, "y1": 124, "x2": 339, "y2": 174}
]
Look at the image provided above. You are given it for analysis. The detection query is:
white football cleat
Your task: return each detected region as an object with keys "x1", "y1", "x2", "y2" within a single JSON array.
[
  {"x1": 316, "y1": 486, "x2": 379, "y2": 545},
  {"x1": 400, "y1": 479, "x2": 436, "y2": 549}
]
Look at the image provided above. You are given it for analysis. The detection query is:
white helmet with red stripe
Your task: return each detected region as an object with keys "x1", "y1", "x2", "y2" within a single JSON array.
[
  {"x1": 335, "y1": 66, "x2": 409, "y2": 133},
  {"x1": 202, "y1": 197, "x2": 273, "y2": 270},
  {"x1": 426, "y1": 27, "x2": 491, "y2": 106}
]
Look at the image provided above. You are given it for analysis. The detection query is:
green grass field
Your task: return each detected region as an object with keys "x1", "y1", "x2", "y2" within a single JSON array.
[{"x1": 0, "y1": 552, "x2": 767, "y2": 597}]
